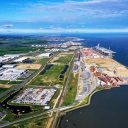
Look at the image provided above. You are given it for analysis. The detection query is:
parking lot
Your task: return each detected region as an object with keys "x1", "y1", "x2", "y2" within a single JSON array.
[{"x1": 12, "y1": 87, "x2": 56, "y2": 106}]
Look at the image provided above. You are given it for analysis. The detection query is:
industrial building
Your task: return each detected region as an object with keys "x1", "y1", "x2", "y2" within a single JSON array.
[
  {"x1": 2, "y1": 64, "x2": 16, "y2": 68},
  {"x1": 0, "y1": 54, "x2": 22, "y2": 63},
  {"x1": 14, "y1": 57, "x2": 31, "y2": 63},
  {"x1": 4, "y1": 54, "x2": 21, "y2": 58},
  {"x1": 61, "y1": 41, "x2": 81, "y2": 48},
  {"x1": 0, "y1": 68, "x2": 27, "y2": 81},
  {"x1": 0, "y1": 56, "x2": 12, "y2": 63},
  {"x1": 37, "y1": 53, "x2": 52, "y2": 58}
]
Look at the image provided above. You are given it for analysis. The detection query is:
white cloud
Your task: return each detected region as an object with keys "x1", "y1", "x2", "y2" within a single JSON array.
[
  {"x1": 19, "y1": 0, "x2": 128, "y2": 23},
  {"x1": 0, "y1": 28, "x2": 128, "y2": 34},
  {"x1": 1, "y1": 24, "x2": 14, "y2": 28},
  {"x1": 0, "y1": 0, "x2": 128, "y2": 29}
]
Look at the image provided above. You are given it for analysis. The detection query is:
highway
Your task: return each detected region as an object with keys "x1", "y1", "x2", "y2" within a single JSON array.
[
  {"x1": 0, "y1": 50, "x2": 97, "y2": 128},
  {"x1": 0, "y1": 51, "x2": 76, "y2": 128},
  {"x1": 0, "y1": 104, "x2": 74, "y2": 128},
  {"x1": 0, "y1": 52, "x2": 58, "y2": 100}
]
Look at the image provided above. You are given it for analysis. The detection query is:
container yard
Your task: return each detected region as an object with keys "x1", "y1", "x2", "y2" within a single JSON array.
[{"x1": 82, "y1": 46, "x2": 128, "y2": 87}]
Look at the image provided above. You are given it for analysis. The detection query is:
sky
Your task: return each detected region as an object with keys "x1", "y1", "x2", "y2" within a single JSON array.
[{"x1": 0, "y1": 0, "x2": 128, "y2": 33}]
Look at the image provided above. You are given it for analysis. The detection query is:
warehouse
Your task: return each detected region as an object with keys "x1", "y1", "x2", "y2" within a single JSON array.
[
  {"x1": 14, "y1": 57, "x2": 31, "y2": 63},
  {"x1": 0, "y1": 56, "x2": 12, "y2": 63},
  {"x1": 37, "y1": 53, "x2": 52, "y2": 58},
  {"x1": 2, "y1": 64, "x2": 16, "y2": 68},
  {"x1": 0, "y1": 68, "x2": 27, "y2": 81},
  {"x1": 4, "y1": 54, "x2": 21, "y2": 58}
]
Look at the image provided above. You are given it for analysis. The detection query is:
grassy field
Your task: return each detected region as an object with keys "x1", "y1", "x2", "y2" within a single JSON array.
[
  {"x1": 10, "y1": 117, "x2": 48, "y2": 128},
  {"x1": 35, "y1": 58, "x2": 49, "y2": 65},
  {"x1": 54, "y1": 54, "x2": 73, "y2": 64},
  {"x1": 30, "y1": 64, "x2": 65, "y2": 85},
  {"x1": 64, "y1": 74, "x2": 78, "y2": 106},
  {"x1": 0, "y1": 46, "x2": 38, "y2": 56},
  {"x1": 0, "y1": 80, "x2": 22, "y2": 85},
  {"x1": 0, "y1": 88, "x2": 8, "y2": 93},
  {"x1": 0, "y1": 80, "x2": 9, "y2": 84},
  {"x1": 0, "y1": 36, "x2": 47, "y2": 56}
]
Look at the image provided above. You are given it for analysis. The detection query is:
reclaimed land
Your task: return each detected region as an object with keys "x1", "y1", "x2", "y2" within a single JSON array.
[
  {"x1": 30, "y1": 64, "x2": 65, "y2": 86},
  {"x1": 54, "y1": 54, "x2": 73, "y2": 64},
  {"x1": 86, "y1": 58, "x2": 128, "y2": 77},
  {"x1": 63, "y1": 74, "x2": 78, "y2": 106}
]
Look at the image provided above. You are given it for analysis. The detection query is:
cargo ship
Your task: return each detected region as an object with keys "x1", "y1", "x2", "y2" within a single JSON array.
[{"x1": 94, "y1": 44, "x2": 116, "y2": 57}]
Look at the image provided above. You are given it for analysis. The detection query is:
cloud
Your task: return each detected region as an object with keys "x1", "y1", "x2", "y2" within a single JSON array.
[
  {"x1": 1, "y1": 24, "x2": 14, "y2": 28},
  {"x1": 0, "y1": 0, "x2": 128, "y2": 29},
  {"x1": 0, "y1": 28, "x2": 128, "y2": 34},
  {"x1": 19, "y1": 0, "x2": 128, "y2": 24}
]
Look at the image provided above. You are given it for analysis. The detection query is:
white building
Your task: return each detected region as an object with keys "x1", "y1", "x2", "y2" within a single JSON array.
[
  {"x1": 4, "y1": 54, "x2": 22, "y2": 58},
  {"x1": 14, "y1": 57, "x2": 30, "y2": 63},
  {"x1": 0, "y1": 68, "x2": 27, "y2": 81},
  {"x1": 2, "y1": 64, "x2": 16, "y2": 68},
  {"x1": 44, "y1": 106, "x2": 50, "y2": 110},
  {"x1": 0, "y1": 56, "x2": 12, "y2": 63},
  {"x1": 0, "y1": 54, "x2": 23, "y2": 63},
  {"x1": 37, "y1": 53, "x2": 52, "y2": 58}
]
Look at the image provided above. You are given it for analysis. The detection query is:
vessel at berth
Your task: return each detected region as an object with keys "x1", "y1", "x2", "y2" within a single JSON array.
[{"x1": 94, "y1": 44, "x2": 116, "y2": 57}]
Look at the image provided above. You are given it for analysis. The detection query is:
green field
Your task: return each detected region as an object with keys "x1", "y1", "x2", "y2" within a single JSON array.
[
  {"x1": 0, "y1": 80, "x2": 22, "y2": 85},
  {"x1": 54, "y1": 54, "x2": 73, "y2": 64},
  {"x1": 35, "y1": 58, "x2": 49, "y2": 65},
  {"x1": 0, "y1": 88, "x2": 8, "y2": 93},
  {"x1": 30, "y1": 64, "x2": 65, "y2": 85},
  {"x1": 10, "y1": 117, "x2": 48, "y2": 128},
  {"x1": 0, "y1": 80, "x2": 9, "y2": 84},
  {"x1": 0, "y1": 46, "x2": 38, "y2": 56},
  {"x1": 64, "y1": 74, "x2": 78, "y2": 106}
]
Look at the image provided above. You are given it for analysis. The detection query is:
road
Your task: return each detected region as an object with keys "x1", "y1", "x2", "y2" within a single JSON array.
[
  {"x1": 51, "y1": 52, "x2": 75, "y2": 128},
  {"x1": 0, "y1": 50, "x2": 92, "y2": 128},
  {"x1": 0, "y1": 104, "x2": 74, "y2": 128},
  {"x1": 0, "y1": 53, "x2": 58, "y2": 99},
  {"x1": 0, "y1": 51, "x2": 75, "y2": 128}
]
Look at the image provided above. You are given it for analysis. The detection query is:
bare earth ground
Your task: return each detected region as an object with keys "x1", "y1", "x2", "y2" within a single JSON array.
[
  {"x1": 0, "y1": 84, "x2": 11, "y2": 88},
  {"x1": 50, "y1": 56, "x2": 60, "y2": 63},
  {"x1": 50, "y1": 53, "x2": 66, "y2": 63},
  {"x1": 60, "y1": 52, "x2": 74, "y2": 55},
  {"x1": 68, "y1": 46, "x2": 83, "y2": 50},
  {"x1": 50, "y1": 52, "x2": 73, "y2": 63},
  {"x1": 85, "y1": 58, "x2": 128, "y2": 77},
  {"x1": 16, "y1": 64, "x2": 41, "y2": 70}
]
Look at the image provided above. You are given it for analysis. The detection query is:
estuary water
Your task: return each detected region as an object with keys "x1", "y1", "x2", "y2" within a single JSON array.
[{"x1": 59, "y1": 33, "x2": 128, "y2": 128}]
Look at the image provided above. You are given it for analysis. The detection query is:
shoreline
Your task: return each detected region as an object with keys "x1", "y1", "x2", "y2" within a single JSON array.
[
  {"x1": 61, "y1": 84, "x2": 124, "y2": 114},
  {"x1": 58, "y1": 85, "x2": 128, "y2": 128},
  {"x1": 60, "y1": 48, "x2": 128, "y2": 114}
]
